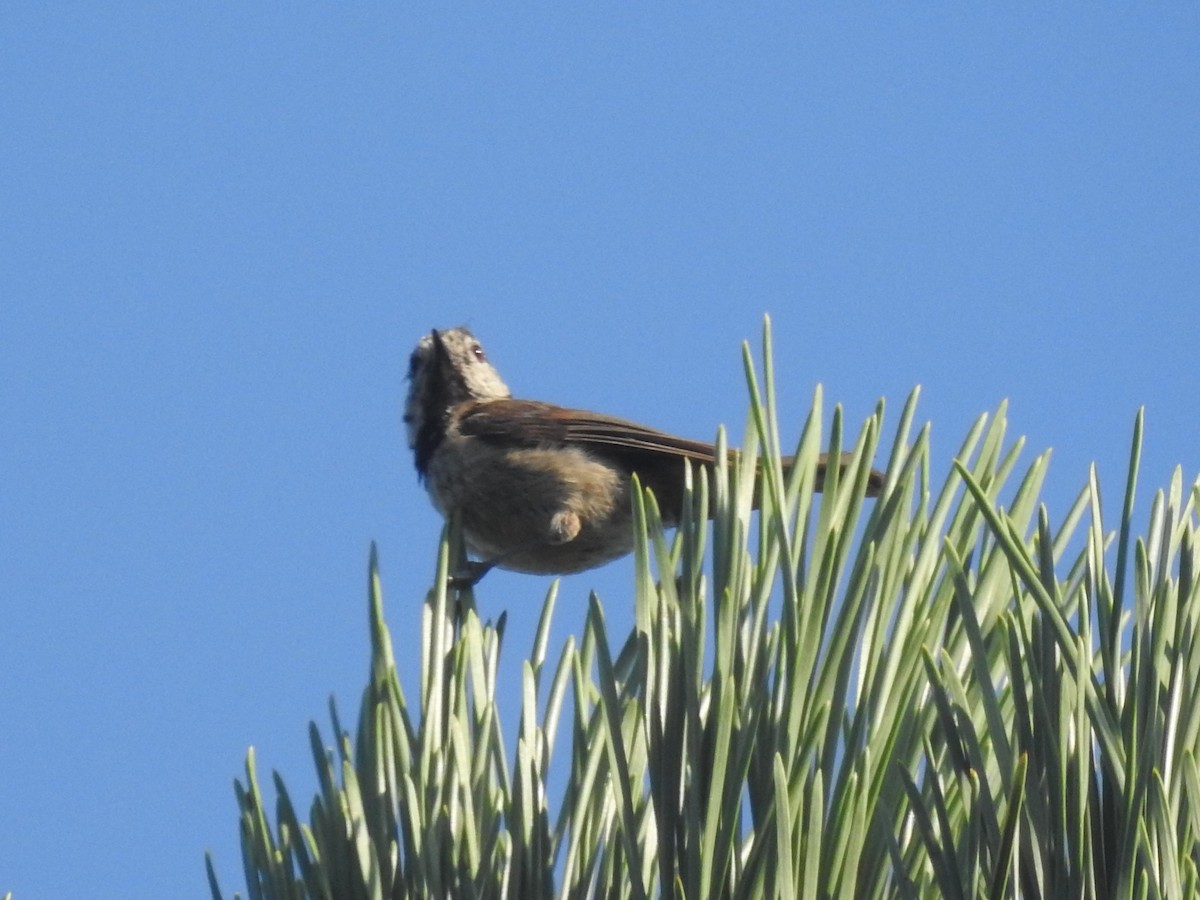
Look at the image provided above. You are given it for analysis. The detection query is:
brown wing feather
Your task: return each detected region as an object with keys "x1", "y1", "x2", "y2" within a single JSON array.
[
  {"x1": 457, "y1": 399, "x2": 715, "y2": 458},
  {"x1": 456, "y1": 398, "x2": 882, "y2": 517},
  {"x1": 455, "y1": 399, "x2": 718, "y2": 516}
]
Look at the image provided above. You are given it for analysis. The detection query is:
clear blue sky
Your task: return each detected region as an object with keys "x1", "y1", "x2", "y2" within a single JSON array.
[{"x1": 2, "y1": 6, "x2": 1197, "y2": 896}]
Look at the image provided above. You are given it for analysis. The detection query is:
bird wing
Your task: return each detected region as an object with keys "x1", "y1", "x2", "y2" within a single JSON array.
[
  {"x1": 455, "y1": 399, "x2": 722, "y2": 518},
  {"x1": 456, "y1": 399, "x2": 720, "y2": 462},
  {"x1": 455, "y1": 399, "x2": 883, "y2": 510}
]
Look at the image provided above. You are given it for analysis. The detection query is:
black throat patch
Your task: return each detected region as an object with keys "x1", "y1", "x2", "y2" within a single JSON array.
[{"x1": 412, "y1": 334, "x2": 469, "y2": 480}]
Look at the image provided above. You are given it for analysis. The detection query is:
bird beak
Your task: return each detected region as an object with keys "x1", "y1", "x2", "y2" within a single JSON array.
[{"x1": 429, "y1": 329, "x2": 454, "y2": 377}]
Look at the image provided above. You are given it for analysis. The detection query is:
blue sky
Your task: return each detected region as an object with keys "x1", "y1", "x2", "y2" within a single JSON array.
[{"x1": 2, "y1": 6, "x2": 1197, "y2": 896}]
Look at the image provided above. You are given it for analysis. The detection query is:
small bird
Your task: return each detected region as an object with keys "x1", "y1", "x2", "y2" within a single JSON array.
[{"x1": 405, "y1": 327, "x2": 883, "y2": 580}]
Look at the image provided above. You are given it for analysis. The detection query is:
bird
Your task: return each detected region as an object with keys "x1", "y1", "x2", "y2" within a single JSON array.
[{"x1": 404, "y1": 326, "x2": 883, "y2": 581}]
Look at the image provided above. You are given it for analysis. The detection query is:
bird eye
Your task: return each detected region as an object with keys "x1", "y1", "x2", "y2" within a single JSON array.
[{"x1": 470, "y1": 343, "x2": 486, "y2": 362}]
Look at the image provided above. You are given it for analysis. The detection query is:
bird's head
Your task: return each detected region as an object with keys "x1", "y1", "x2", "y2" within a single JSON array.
[{"x1": 404, "y1": 326, "x2": 512, "y2": 454}]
